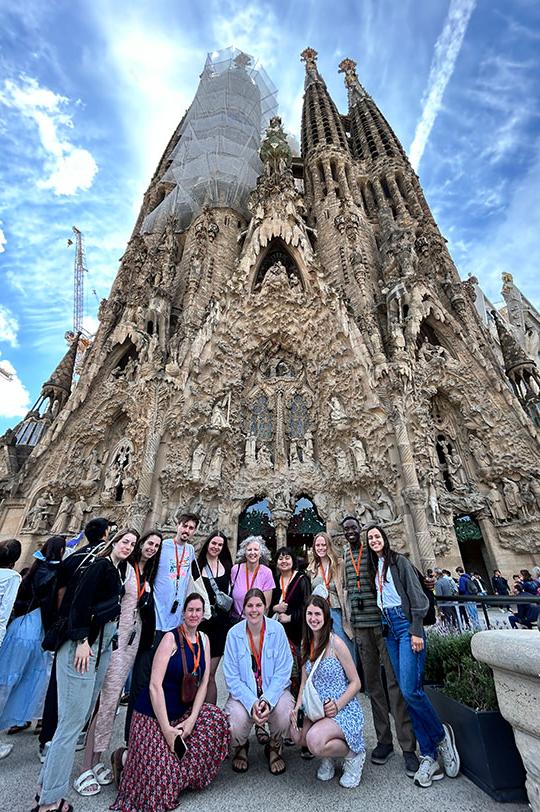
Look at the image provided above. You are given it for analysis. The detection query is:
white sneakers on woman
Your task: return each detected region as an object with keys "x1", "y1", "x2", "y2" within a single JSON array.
[
  {"x1": 339, "y1": 751, "x2": 366, "y2": 788},
  {"x1": 316, "y1": 757, "x2": 335, "y2": 781}
]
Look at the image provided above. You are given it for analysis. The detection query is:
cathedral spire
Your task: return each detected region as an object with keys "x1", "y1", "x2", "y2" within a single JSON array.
[
  {"x1": 300, "y1": 47, "x2": 349, "y2": 157},
  {"x1": 492, "y1": 311, "x2": 540, "y2": 425},
  {"x1": 41, "y1": 334, "x2": 80, "y2": 407}
]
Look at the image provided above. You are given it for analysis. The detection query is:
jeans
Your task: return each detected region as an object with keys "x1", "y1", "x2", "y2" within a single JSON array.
[
  {"x1": 382, "y1": 607, "x2": 444, "y2": 760},
  {"x1": 330, "y1": 608, "x2": 356, "y2": 664},
  {"x1": 466, "y1": 602, "x2": 482, "y2": 631},
  {"x1": 39, "y1": 622, "x2": 116, "y2": 805}
]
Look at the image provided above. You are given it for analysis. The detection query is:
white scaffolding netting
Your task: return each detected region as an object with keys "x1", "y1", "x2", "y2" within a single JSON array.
[{"x1": 141, "y1": 47, "x2": 278, "y2": 234}]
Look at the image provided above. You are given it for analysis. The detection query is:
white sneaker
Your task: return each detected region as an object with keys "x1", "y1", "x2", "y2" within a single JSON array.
[
  {"x1": 38, "y1": 741, "x2": 50, "y2": 763},
  {"x1": 339, "y1": 750, "x2": 366, "y2": 788},
  {"x1": 414, "y1": 755, "x2": 444, "y2": 787},
  {"x1": 317, "y1": 757, "x2": 335, "y2": 781},
  {"x1": 0, "y1": 743, "x2": 13, "y2": 760},
  {"x1": 438, "y1": 723, "x2": 460, "y2": 778}
]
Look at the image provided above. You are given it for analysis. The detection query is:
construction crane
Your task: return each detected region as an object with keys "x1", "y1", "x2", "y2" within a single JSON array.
[
  {"x1": 65, "y1": 226, "x2": 94, "y2": 371},
  {"x1": 0, "y1": 367, "x2": 13, "y2": 381}
]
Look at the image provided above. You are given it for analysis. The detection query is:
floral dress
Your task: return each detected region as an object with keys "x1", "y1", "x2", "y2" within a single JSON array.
[{"x1": 305, "y1": 635, "x2": 364, "y2": 754}]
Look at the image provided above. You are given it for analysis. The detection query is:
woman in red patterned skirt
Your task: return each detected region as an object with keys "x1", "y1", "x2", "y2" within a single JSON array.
[{"x1": 111, "y1": 592, "x2": 230, "y2": 812}]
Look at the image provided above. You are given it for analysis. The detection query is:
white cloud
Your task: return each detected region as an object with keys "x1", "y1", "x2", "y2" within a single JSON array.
[
  {"x1": 0, "y1": 222, "x2": 6, "y2": 253},
  {"x1": 0, "y1": 75, "x2": 98, "y2": 195},
  {"x1": 409, "y1": 0, "x2": 477, "y2": 170},
  {"x1": 0, "y1": 359, "x2": 30, "y2": 418},
  {"x1": 211, "y1": 1, "x2": 281, "y2": 70},
  {"x1": 0, "y1": 305, "x2": 19, "y2": 346}
]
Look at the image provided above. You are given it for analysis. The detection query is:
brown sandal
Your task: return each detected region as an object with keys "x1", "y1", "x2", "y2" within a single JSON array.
[
  {"x1": 265, "y1": 738, "x2": 286, "y2": 775},
  {"x1": 255, "y1": 724, "x2": 270, "y2": 745},
  {"x1": 111, "y1": 746, "x2": 126, "y2": 787},
  {"x1": 231, "y1": 742, "x2": 249, "y2": 773}
]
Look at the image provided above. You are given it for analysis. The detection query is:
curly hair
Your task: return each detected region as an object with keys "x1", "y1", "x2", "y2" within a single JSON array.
[{"x1": 235, "y1": 535, "x2": 272, "y2": 565}]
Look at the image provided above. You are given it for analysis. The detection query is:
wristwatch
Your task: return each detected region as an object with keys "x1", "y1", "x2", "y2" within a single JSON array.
[{"x1": 77, "y1": 637, "x2": 88, "y2": 645}]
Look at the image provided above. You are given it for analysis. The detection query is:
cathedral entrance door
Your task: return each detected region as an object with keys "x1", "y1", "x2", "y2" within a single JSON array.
[
  {"x1": 286, "y1": 496, "x2": 325, "y2": 568},
  {"x1": 237, "y1": 498, "x2": 276, "y2": 554},
  {"x1": 454, "y1": 514, "x2": 491, "y2": 592}
]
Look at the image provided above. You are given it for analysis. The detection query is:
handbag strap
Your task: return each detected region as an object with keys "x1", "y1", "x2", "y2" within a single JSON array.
[
  {"x1": 178, "y1": 631, "x2": 189, "y2": 674},
  {"x1": 204, "y1": 564, "x2": 221, "y2": 597}
]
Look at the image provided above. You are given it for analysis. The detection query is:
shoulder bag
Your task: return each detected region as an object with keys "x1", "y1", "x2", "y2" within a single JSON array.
[
  {"x1": 188, "y1": 559, "x2": 212, "y2": 621},
  {"x1": 205, "y1": 565, "x2": 233, "y2": 614},
  {"x1": 302, "y1": 646, "x2": 326, "y2": 721}
]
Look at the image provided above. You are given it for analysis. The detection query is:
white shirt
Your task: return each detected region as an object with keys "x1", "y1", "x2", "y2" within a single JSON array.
[
  {"x1": 153, "y1": 538, "x2": 195, "y2": 632},
  {"x1": 376, "y1": 558, "x2": 402, "y2": 610},
  {"x1": 0, "y1": 569, "x2": 21, "y2": 647}
]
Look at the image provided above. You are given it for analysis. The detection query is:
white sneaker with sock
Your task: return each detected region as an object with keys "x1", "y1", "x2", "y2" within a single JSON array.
[
  {"x1": 317, "y1": 758, "x2": 335, "y2": 781},
  {"x1": 339, "y1": 751, "x2": 366, "y2": 788}
]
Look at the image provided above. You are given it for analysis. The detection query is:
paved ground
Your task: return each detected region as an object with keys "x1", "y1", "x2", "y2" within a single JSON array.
[{"x1": 0, "y1": 663, "x2": 529, "y2": 812}]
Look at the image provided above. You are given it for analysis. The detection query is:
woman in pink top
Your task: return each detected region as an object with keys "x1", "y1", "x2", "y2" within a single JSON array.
[{"x1": 230, "y1": 536, "x2": 275, "y2": 619}]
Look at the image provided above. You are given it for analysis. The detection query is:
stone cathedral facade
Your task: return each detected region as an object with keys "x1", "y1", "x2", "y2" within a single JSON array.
[{"x1": 1, "y1": 48, "x2": 540, "y2": 579}]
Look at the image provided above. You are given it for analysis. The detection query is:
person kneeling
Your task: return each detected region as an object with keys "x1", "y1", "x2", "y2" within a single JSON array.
[
  {"x1": 290, "y1": 595, "x2": 366, "y2": 789},
  {"x1": 223, "y1": 588, "x2": 294, "y2": 775},
  {"x1": 111, "y1": 593, "x2": 229, "y2": 812}
]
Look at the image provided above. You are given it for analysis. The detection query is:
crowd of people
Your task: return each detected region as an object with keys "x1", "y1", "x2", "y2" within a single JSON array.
[{"x1": 0, "y1": 510, "x2": 536, "y2": 811}]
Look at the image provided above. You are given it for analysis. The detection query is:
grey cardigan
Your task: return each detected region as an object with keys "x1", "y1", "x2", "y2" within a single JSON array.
[{"x1": 387, "y1": 555, "x2": 429, "y2": 638}]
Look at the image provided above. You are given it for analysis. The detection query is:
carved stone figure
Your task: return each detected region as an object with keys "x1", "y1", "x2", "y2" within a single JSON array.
[
  {"x1": 330, "y1": 397, "x2": 347, "y2": 423},
  {"x1": 335, "y1": 447, "x2": 351, "y2": 479},
  {"x1": 210, "y1": 394, "x2": 230, "y2": 430},
  {"x1": 502, "y1": 478, "x2": 523, "y2": 519},
  {"x1": 24, "y1": 493, "x2": 55, "y2": 533},
  {"x1": 374, "y1": 489, "x2": 397, "y2": 523},
  {"x1": 244, "y1": 433, "x2": 257, "y2": 465},
  {"x1": 71, "y1": 497, "x2": 90, "y2": 532},
  {"x1": 191, "y1": 443, "x2": 206, "y2": 481},
  {"x1": 350, "y1": 437, "x2": 367, "y2": 473},
  {"x1": 486, "y1": 484, "x2": 507, "y2": 523},
  {"x1": 426, "y1": 474, "x2": 441, "y2": 525},
  {"x1": 51, "y1": 496, "x2": 73, "y2": 533},
  {"x1": 257, "y1": 444, "x2": 272, "y2": 467},
  {"x1": 207, "y1": 447, "x2": 223, "y2": 483}
]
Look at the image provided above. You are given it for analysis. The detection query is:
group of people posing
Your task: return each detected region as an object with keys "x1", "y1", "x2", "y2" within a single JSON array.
[{"x1": 0, "y1": 513, "x2": 461, "y2": 812}]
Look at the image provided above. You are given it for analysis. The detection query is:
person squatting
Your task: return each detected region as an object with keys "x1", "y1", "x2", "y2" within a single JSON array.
[{"x1": 0, "y1": 512, "x2": 461, "y2": 812}]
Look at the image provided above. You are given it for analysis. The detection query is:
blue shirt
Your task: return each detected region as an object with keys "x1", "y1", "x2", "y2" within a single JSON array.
[
  {"x1": 223, "y1": 618, "x2": 292, "y2": 712},
  {"x1": 153, "y1": 538, "x2": 195, "y2": 632},
  {"x1": 376, "y1": 558, "x2": 402, "y2": 610}
]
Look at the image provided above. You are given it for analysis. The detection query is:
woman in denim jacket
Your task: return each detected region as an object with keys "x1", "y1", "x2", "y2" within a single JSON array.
[
  {"x1": 366, "y1": 524, "x2": 460, "y2": 789},
  {"x1": 223, "y1": 588, "x2": 293, "y2": 776}
]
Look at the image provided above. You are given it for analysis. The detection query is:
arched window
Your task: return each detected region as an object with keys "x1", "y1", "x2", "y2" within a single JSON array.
[
  {"x1": 289, "y1": 394, "x2": 309, "y2": 438},
  {"x1": 247, "y1": 394, "x2": 273, "y2": 441},
  {"x1": 253, "y1": 238, "x2": 303, "y2": 289},
  {"x1": 237, "y1": 498, "x2": 276, "y2": 549}
]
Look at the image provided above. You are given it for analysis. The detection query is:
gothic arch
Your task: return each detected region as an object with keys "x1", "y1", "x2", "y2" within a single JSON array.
[{"x1": 250, "y1": 237, "x2": 307, "y2": 291}]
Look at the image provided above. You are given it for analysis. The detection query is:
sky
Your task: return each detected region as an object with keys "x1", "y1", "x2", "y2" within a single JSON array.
[{"x1": 1, "y1": 0, "x2": 540, "y2": 433}]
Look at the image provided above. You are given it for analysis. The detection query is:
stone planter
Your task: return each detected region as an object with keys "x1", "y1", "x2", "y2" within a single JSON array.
[
  {"x1": 472, "y1": 629, "x2": 540, "y2": 812},
  {"x1": 425, "y1": 686, "x2": 526, "y2": 803}
]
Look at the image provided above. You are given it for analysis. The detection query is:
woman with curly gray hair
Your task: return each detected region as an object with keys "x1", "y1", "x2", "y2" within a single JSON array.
[{"x1": 230, "y1": 536, "x2": 275, "y2": 620}]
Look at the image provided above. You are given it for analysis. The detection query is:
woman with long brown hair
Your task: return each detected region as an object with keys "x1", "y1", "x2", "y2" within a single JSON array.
[
  {"x1": 34, "y1": 528, "x2": 137, "y2": 812},
  {"x1": 77, "y1": 530, "x2": 162, "y2": 795},
  {"x1": 290, "y1": 595, "x2": 365, "y2": 789},
  {"x1": 307, "y1": 532, "x2": 354, "y2": 660}
]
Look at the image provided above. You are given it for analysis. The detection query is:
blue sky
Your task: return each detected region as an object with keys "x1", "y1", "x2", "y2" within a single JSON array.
[{"x1": 1, "y1": 0, "x2": 539, "y2": 433}]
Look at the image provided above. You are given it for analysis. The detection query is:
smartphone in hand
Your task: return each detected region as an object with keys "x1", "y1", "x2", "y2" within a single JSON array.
[
  {"x1": 174, "y1": 734, "x2": 188, "y2": 762},
  {"x1": 296, "y1": 707, "x2": 305, "y2": 729}
]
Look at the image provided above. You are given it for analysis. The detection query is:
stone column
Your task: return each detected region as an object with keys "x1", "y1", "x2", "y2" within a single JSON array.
[
  {"x1": 472, "y1": 631, "x2": 540, "y2": 811},
  {"x1": 130, "y1": 382, "x2": 167, "y2": 531},
  {"x1": 391, "y1": 401, "x2": 435, "y2": 570}
]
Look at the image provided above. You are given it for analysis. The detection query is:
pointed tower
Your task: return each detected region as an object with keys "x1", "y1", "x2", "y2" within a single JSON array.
[
  {"x1": 492, "y1": 311, "x2": 540, "y2": 426},
  {"x1": 1, "y1": 47, "x2": 539, "y2": 578}
]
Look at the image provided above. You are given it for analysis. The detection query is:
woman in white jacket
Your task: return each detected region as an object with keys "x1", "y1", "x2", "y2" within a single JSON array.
[{"x1": 223, "y1": 588, "x2": 293, "y2": 776}]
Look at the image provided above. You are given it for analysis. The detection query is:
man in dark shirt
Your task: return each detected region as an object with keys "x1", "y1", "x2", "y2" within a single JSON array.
[
  {"x1": 39, "y1": 516, "x2": 111, "y2": 756},
  {"x1": 492, "y1": 569, "x2": 509, "y2": 596},
  {"x1": 341, "y1": 516, "x2": 417, "y2": 777}
]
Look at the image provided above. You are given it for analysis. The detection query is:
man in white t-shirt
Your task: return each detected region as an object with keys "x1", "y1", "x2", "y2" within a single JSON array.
[{"x1": 154, "y1": 512, "x2": 199, "y2": 632}]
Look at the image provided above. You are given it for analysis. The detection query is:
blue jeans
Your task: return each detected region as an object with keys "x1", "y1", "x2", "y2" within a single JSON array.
[
  {"x1": 383, "y1": 607, "x2": 444, "y2": 759},
  {"x1": 466, "y1": 602, "x2": 481, "y2": 630}
]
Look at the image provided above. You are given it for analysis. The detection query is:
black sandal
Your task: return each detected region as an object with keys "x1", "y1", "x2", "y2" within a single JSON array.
[
  {"x1": 231, "y1": 742, "x2": 249, "y2": 773},
  {"x1": 265, "y1": 739, "x2": 286, "y2": 775},
  {"x1": 255, "y1": 724, "x2": 270, "y2": 745}
]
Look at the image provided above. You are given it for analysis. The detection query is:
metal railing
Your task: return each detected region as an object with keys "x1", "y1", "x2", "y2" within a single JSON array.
[{"x1": 433, "y1": 593, "x2": 540, "y2": 630}]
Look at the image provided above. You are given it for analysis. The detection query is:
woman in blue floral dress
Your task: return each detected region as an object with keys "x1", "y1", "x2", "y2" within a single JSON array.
[{"x1": 290, "y1": 595, "x2": 365, "y2": 788}]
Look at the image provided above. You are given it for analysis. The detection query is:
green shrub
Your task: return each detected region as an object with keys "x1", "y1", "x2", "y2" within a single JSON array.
[{"x1": 424, "y1": 630, "x2": 498, "y2": 712}]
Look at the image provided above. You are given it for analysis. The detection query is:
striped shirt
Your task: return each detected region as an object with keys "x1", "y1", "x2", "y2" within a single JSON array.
[{"x1": 343, "y1": 543, "x2": 381, "y2": 629}]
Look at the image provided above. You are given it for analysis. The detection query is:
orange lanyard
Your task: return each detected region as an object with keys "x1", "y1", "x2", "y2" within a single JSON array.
[
  {"x1": 319, "y1": 561, "x2": 331, "y2": 589},
  {"x1": 348, "y1": 544, "x2": 364, "y2": 589},
  {"x1": 377, "y1": 569, "x2": 384, "y2": 598},
  {"x1": 174, "y1": 543, "x2": 187, "y2": 585},
  {"x1": 247, "y1": 620, "x2": 265, "y2": 691},
  {"x1": 280, "y1": 573, "x2": 293, "y2": 601},
  {"x1": 134, "y1": 566, "x2": 146, "y2": 601},
  {"x1": 245, "y1": 563, "x2": 260, "y2": 592},
  {"x1": 180, "y1": 626, "x2": 201, "y2": 672}
]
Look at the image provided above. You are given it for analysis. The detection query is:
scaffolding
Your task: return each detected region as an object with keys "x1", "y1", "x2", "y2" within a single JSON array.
[{"x1": 141, "y1": 47, "x2": 278, "y2": 234}]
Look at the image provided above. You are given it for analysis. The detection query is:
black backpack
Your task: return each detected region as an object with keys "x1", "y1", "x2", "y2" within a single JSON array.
[{"x1": 465, "y1": 576, "x2": 480, "y2": 596}]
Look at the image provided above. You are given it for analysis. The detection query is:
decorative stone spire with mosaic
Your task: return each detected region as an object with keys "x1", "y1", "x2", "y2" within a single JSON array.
[{"x1": 1, "y1": 46, "x2": 539, "y2": 576}]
